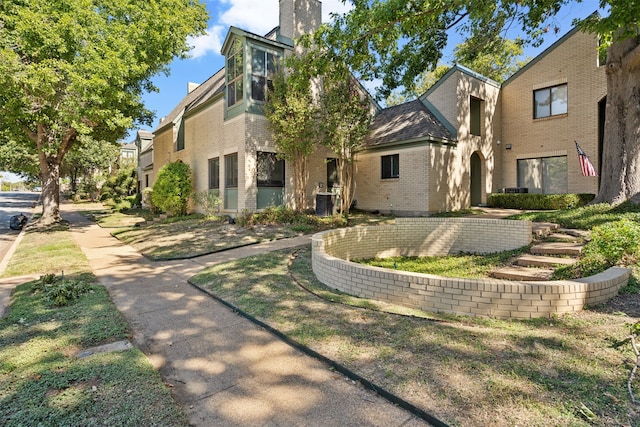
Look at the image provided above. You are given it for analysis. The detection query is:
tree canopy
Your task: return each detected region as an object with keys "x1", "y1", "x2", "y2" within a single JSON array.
[{"x1": 0, "y1": 0, "x2": 208, "y2": 223}]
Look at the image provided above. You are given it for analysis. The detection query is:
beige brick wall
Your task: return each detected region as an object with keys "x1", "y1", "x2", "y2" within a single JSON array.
[
  {"x1": 500, "y1": 30, "x2": 606, "y2": 194},
  {"x1": 312, "y1": 219, "x2": 630, "y2": 319}
]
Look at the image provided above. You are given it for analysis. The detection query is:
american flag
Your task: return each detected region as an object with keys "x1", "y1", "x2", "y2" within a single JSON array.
[{"x1": 575, "y1": 141, "x2": 598, "y2": 177}]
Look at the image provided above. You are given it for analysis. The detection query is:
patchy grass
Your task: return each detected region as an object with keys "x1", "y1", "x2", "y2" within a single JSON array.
[
  {"x1": 0, "y1": 228, "x2": 187, "y2": 426},
  {"x1": 94, "y1": 206, "x2": 394, "y2": 261},
  {"x1": 191, "y1": 245, "x2": 640, "y2": 427},
  {"x1": 1, "y1": 224, "x2": 88, "y2": 278},
  {"x1": 357, "y1": 247, "x2": 528, "y2": 279}
]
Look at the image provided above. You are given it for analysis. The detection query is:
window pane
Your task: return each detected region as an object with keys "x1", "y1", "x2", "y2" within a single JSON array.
[
  {"x1": 234, "y1": 52, "x2": 243, "y2": 78},
  {"x1": 209, "y1": 158, "x2": 219, "y2": 189},
  {"x1": 225, "y1": 153, "x2": 238, "y2": 187},
  {"x1": 534, "y1": 89, "x2": 550, "y2": 118},
  {"x1": 227, "y1": 83, "x2": 236, "y2": 107},
  {"x1": 381, "y1": 154, "x2": 399, "y2": 179},
  {"x1": 551, "y1": 85, "x2": 568, "y2": 115},
  {"x1": 267, "y1": 52, "x2": 276, "y2": 75},
  {"x1": 252, "y1": 48, "x2": 265, "y2": 75},
  {"x1": 257, "y1": 152, "x2": 284, "y2": 187},
  {"x1": 252, "y1": 75, "x2": 266, "y2": 101},
  {"x1": 517, "y1": 158, "x2": 542, "y2": 193},
  {"x1": 470, "y1": 97, "x2": 481, "y2": 136},
  {"x1": 327, "y1": 158, "x2": 338, "y2": 187},
  {"x1": 542, "y1": 156, "x2": 567, "y2": 194}
]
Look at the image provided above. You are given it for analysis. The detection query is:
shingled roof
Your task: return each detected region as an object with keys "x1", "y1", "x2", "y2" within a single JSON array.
[
  {"x1": 154, "y1": 68, "x2": 226, "y2": 133},
  {"x1": 364, "y1": 99, "x2": 455, "y2": 148}
]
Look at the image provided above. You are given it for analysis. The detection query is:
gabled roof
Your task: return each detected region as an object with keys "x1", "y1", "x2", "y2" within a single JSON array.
[
  {"x1": 221, "y1": 26, "x2": 292, "y2": 55},
  {"x1": 154, "y1": 68, "x2": 226, "y2": 133},
  {"x1": 364, "y1": 99, "x2": 455, "y2": 148}
]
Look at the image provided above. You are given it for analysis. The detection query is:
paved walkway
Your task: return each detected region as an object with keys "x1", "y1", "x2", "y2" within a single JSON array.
[{"x1": 59, "y1": 204, "x2": 427, "y2": 426}]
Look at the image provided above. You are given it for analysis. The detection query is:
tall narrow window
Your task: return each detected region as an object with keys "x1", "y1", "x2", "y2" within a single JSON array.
[
  {"x1": 534, "y1": 84, "x2": 568, "y2": 118},
  {"x1": 208, "y1": 157, "x2": 219, "y2": 189},
  {"x1": 381, "y1": 154, "x2": 399, "y2": 179},
  {"x1": 470, "y1": 97, "x2": 482, "y2": 136},
  {"x1": 251, "y1": 48, "x2": 276, "y2": 102},
  {"x1": 226, "y1": 39, "x2": 244, "y2": 107},
  {"x1": 326, "y1": 158, "x2": 338, "y2": 188},
  {"x1": 225, "y1": 153, "x2": 238, "y2": 188}
]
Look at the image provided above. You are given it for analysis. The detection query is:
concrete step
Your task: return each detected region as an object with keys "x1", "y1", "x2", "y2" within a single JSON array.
[
  {"x1": 530, "y1": 242, "x2": 584, "y2": 256},
  {"x1": 491, "y1": 266, "x2": 555, "y2": 281},
  {"x1": 532, "y1": 222, "x2": 559, "y2": 238},
  {"x1": 558, "y1": 228, "x2": 591, "y2": 240},
  {"x1": 516, "y1": 254, "x2": 578, "y2": 268},
  {"x1": 546, "y1": 233, "x2": 580, "y2": 242}
]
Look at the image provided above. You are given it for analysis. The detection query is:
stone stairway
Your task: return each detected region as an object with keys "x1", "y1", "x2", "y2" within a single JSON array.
[{"x1": 491, "y1": 224, "x2": 587, "y2": 281}]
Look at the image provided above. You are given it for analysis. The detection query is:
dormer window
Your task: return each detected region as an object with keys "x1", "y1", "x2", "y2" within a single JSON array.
[
  {"x1": 251, "y1": 48, "x2": 276, "y2": 102},
  {"x1": 227, "y1": 39, "x2": 244, "y2": 107}
]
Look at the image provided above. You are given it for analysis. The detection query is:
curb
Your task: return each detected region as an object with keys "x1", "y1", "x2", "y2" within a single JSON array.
[{"x1": 188, "y1": 279, "x2": 450, "y2": 427}]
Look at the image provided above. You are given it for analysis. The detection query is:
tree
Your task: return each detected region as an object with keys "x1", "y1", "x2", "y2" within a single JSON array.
[
  {"x1": 152, "y1": 161, "x2": 193, "y2": 216},
  {"x1": 0, "y1": 0, "x2": 208, "y2": 224},
  {"x1": 315, "y1": 62, "x2": 373, "y2": 217},
  {"x1": 263, "y1": 55, "x2": 317, "y2": 211},
  {"x1": 61, "y1": 137, "x2": 120, "y2": 195},
  {"x1": 318, "y1": 1, "x2": 640, "y2": 205}
]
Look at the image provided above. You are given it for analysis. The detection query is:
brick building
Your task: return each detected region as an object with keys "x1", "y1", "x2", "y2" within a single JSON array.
[{"x1": 145, "y1": 1, "x2": 605, "y2": 216}]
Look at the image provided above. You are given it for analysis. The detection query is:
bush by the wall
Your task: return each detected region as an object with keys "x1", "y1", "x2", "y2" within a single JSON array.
[
  {"x1": 152, "y1": 161, "x2": 193, "y2": 216},
  {"x1": 488, "y1": 193, "x2": 595, "y2": 210}
]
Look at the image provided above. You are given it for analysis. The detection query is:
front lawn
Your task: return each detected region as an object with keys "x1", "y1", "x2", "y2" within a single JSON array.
[
  {"x1": 191, "y1": 245, "x2": 640, "y2": 427},
  {"x1": 0, "y1": 225, "x2": 187, "y2": 426}
]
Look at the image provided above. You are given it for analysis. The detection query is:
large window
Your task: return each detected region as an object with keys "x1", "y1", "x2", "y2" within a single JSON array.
[
  {"x1": 208, "y1": 157, "x2": 219, "y2": 189},
  {"x1": 470, "y1": 97, "x2": 482, "y2": 136},
  {"x1": 225, "y1": 153, "x2": 238, "y2": 188},
  {"x1": 517, "y1": 156, "x2": 567, "y2": 194},
  {"x1": 257, "y1": 152, "x2": 284, "y2": 187},
  {"x1": 251, "y1": 48, "x2": 276, "y2": 102},
  {"x1": 381, "y1": 154, "x2": 399, "y2": 179},
  {"x1": 226, "y1": 39, "x2": 244, "y2": 107},
  {"x1": 534, "y1": 84, "x2": 568, "y2": 119}
]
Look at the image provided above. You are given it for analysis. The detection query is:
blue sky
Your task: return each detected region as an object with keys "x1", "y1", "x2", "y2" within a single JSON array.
[{"x1": 131, "y1": 0, "x2": 603, "y2": 141}]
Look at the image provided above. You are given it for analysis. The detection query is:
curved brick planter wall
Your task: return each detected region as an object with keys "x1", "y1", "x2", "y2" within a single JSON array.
[{"x1": 312, "y1": 218, "x2": 630, "y2": 319}]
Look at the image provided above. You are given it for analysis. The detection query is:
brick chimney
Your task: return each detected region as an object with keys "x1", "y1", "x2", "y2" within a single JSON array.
[{"x1": 279, "y1": 0, "x2": 322, "y2": 42}]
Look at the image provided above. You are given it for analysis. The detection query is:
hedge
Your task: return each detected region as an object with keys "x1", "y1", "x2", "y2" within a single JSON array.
[{"x1": 487, "y1": 193, "x2": 595, "y2": 210}]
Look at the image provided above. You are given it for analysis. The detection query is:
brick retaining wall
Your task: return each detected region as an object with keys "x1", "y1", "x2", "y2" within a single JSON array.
[{"x1": 312, "y1": 218, "x2": 630, "y2": 319}]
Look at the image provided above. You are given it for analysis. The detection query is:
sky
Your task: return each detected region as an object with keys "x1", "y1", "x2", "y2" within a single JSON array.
[{"x1": 131, "y1": 0, "x2": 603, "y2": 142}]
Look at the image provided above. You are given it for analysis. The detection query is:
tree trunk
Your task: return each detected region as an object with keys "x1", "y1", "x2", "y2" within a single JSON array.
[
  {"x1": 293, "y1": 151, "x2": 309, "y2": 211},
  {"x1": 40, "y1": 159, "x2": 62, "y2": 225},
  {"x1": 593, "y1": 35, "x2": 640, "y2": 205}
]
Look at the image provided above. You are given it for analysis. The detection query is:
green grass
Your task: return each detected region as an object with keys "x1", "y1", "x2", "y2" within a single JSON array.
[
  {"x1": 507, "y1": 201, "x2": 640, "y2": 229},
  {"x1": 191, "y1": 245, "x2": 638, "y2": 427},
  {"x1": 0, "y1": 227, "x2": 187, "y2": 426},
  {"x1": 357, "y1": 247, "x2": 528, "y2": 278}
]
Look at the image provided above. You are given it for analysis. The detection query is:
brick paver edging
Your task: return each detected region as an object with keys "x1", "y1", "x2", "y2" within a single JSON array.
[{"x1": 312, "y1": 218, "x2": 630, "y2": 319}]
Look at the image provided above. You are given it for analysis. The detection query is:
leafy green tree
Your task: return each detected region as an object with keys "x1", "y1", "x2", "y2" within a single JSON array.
[
  {"x1": 62, "y1": 137, "x2": 120, "y2": 195},
  {"x1": 315, "y1": 62, "x2": 373, "y2": 217},
  {"x1": 152, "y1": 161, "x2": 193, "y2": 216},
  {"x1": 263, "y1": 55, "x2": 317, "y2": 211},
  {"x1": 318, "y1": 1, "x2": 640, "y2": 205},
  {"x1": 0, "y1": 0, "x2": 208, "y2": 224}
]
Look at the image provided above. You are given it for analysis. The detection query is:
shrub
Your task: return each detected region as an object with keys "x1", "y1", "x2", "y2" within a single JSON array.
[
  {"x1": 33, "y1": 274, "x2": 91, "y2": 307},
  {"x1": 589, "y1": 218, "x2": 640, "y2": 264},
  {"x1": 152, "y1": 161, "x2": 193, "y2": 216},
  {"x1": 192, "y1": 190, "x2": 221, "y2": 218},
  {"x1": 487, "y1": 193, "x2": 595, "y2": 210}
]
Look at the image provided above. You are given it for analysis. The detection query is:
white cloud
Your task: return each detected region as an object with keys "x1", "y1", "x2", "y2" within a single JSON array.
[
  {"x1": 187, "y1": 0, "x2": 353, "y2": 59},
  {"x1": 187, "y1": 25, "x2": 225, "y2": 59}
]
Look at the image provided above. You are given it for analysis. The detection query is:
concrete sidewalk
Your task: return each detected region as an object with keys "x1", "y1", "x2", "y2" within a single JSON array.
[{"x1": 61, "y1": 206, "x2": 427, "y2": 426}]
